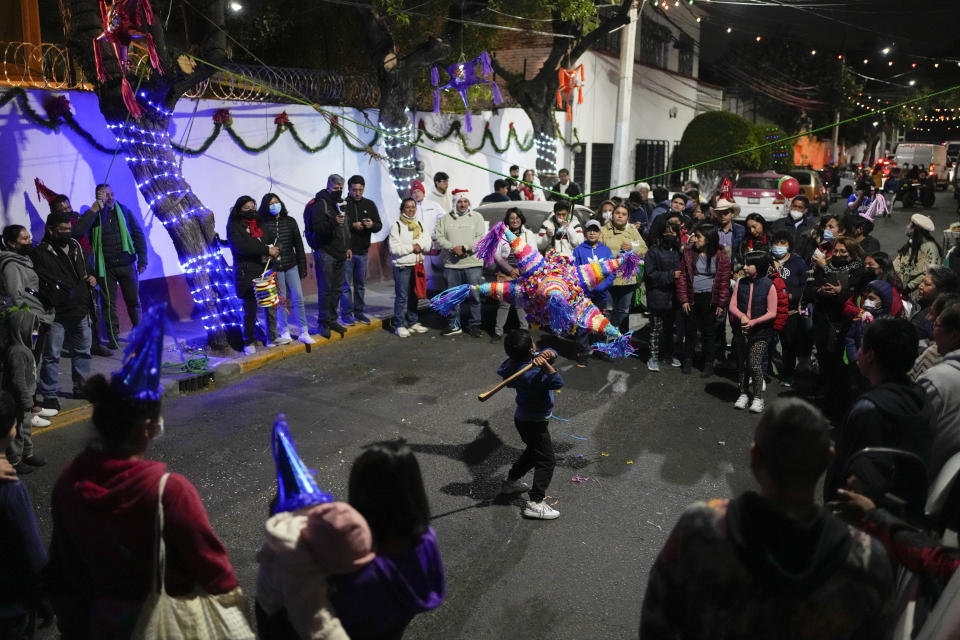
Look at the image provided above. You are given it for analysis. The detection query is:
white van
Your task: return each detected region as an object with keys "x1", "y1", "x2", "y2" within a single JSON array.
[
  {"x1": 945, "y1": 140, "x2": 960, "y2": 183},
  {"x1": 893, "y1": 143, "x2": 949, "y2": 189}
]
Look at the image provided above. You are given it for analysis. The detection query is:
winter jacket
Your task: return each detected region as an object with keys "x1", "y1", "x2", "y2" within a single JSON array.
[
  {"x1": 573, "y1": 241, "x2": 614, "y2": 308},
  {"x1": 227, "y1": 213, "x2": 272, "y2": 297},
  {"x1": 389, "y1": 218, "x2": 432, "y2": 268},
  {"x1": 304, "y1": 190, "x2": 351, "y2": 259},
  {"x1": 648, "y1": 200, "x2": 670, "y2": 228},
  {"x1": 416, "y1": 199, "x2": 446, "y2": 241},
  {"x1": 894, "y1": 240, "x2": 941, "y2": 296},
  {"x1": 494, "y1": 227, "x2": 538, "y2": 274},
  {"x1": 328, "y1": 527, "x2": 445, "y2": 640},
  {"x1": 770, "y1": 273, "x2": 789, "y2": 331},
  {"x1": 0, "y1": 250, "x2": 54, "y2": 325},
  {"x1": 537, "y1": 216, "x2": 583, "y2": 258},
  {"x1": 343, "y1": 196, "x2": 383, "y2": 254},
  {"x1": 843, "y1": 281, "x2": 895, "y2": 364},
  {"x1": 600, "y1": 223, "x2": 647, "y2": 286},
  {"x1": 31, "y1": 238, "x2": 92, "y2": 320},
  {"x1": 643, "y1": 244, "x2": 681, "y2": 313},
  {"x1": 435, "y1": 210, "x2": 485, "y2": 269},
  {"x1": 480, "y1": 192, "x2": 510, "y2": 204},
  {"x1": 676, "y1": 246, "x2": 732, "y2": 309},
  {"x1": 729, "y1": 275, "x2": 777, "y2": 334},
  {"x1": 824, "y1": 379, "x2": 935, "y2": 505},
  {"x1": 547, "y1": 180, "x2": 582, "y2": 202},
  {"x1": 4, "y1": 309, "x2": 38, "y2": 425},
  {"x1": 0, "y1": 478, "x2": 47, "y2": 616},
  {"x1": 640, "y1": 493, "x2": 893, "y2": 640},
  {"x1": 497, "y1": 356, "x2": 565, "y2": 421},
  {"x1": 261, "y1": 215, "x2": 307, "y2": 279},
  {"x1": 48, "y1": 448, "x2": 238, "y2": 639},
  {"x1": 918, "y1": 348, "x2": 960, "y2": 479},
  {"x1": 255, "y1": 510, "x2": 349, "y2": 640},
  {"x1": 774, "y1": 253, "x2": 807, "y2": 310},
  {"x1": 428, "y1": 188, "x2": 452, "y2": 214},
  {"x1": 771, "y1": 214, "x2": 816, "y2": 250},
  {"x1": 73, "y1": 202, "x2": 147, "y2": 269},
  {"x1": 805, "y1": 260, "x2": 866, "y2": 325}
]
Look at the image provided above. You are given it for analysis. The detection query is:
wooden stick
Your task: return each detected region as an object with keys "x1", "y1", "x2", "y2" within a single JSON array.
[{"x1": 478, "y1": 363, "x2": 534, "y2": 402}]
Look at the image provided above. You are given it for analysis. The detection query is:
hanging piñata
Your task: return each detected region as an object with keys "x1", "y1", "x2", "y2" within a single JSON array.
[
  {"x1": 93, "y1": 0, "x2": 164, "y2": 118},
  {"x1": 431, "y1": 52, "x2": 503, "y2": 133},
  {"x1": 556, "y1": 64, "x2": 585, "y2": 122}
]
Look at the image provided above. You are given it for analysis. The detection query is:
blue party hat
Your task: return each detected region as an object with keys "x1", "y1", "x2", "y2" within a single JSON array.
[
  {"x1": 272, "y1": 413, "x2": 333, "y2": 514},
  {"x1": 111, "y1": 303, "x2": 166, "y2": 401}
]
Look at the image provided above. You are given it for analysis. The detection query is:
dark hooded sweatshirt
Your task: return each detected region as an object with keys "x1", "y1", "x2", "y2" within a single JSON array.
[
  {"x1": 640, "y1": 494, "x2": 893, "y2": 639},
  {"x1": 4, "y1": 309, "x2": 39, "y2": 424},
  {"x1": 824, "y1": 378, "x2": 935, "y2": 505},
  {"x1": 47, "y1": 448, "x2": 238, "y2": 639}
]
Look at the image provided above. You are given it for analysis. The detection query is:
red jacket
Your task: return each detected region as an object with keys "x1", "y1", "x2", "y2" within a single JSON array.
[
  {"x1": 48, "y1": 448, "x2": 238, "y2": 638},
  {"x1": 676, "y1": 246, "x2": 732, "y2": 309},
  {"x1": 771, "y1": 273, "x2": 790, "y2": 331}
]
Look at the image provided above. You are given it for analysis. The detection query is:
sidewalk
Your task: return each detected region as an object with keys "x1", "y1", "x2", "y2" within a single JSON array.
[{"x1": 36, "y1": 279, "x2": 402, "y2": 433}]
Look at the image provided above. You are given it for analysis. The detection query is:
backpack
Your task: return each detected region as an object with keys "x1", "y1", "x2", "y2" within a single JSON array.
[
  {"x1": 302, "y1": 198, "x2": 317, "y2": 250},
  {"x1": 771, "y1": 273, "x2": 789, "y2": 331}
]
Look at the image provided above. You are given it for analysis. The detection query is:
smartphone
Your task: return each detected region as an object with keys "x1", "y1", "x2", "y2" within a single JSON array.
[{"x1": 826, "y1": 273, "x2": 840, "y2": 287}]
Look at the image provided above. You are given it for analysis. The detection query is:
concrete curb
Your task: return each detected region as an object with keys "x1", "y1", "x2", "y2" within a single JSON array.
[{"x1": 35, "y1": 318, "x2": 387, "y2": 436}]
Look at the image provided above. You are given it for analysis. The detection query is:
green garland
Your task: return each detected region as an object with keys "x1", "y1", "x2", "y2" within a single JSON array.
[{"x1": 1, "y1": 86, "x2": 580, "y2": 159}]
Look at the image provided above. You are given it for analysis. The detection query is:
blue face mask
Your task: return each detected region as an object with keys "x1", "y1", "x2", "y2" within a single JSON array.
[
  {"x1": 269, "y1": 203, "x2": 282, "y2": 216},
  {"x1": 771, "y1": 245, "x2": 787, "y2": 258},
  {"x1": 822, "y1": 229, "x2": 835, "y2": 241}
]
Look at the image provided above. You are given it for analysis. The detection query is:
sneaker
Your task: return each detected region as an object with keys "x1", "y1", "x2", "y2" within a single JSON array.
[
  {"x1": 647, "y1": 357, "x2": 660, "y2": 372},
  {"x1": 500, "y1": 478, "x2": 530, "y2": 495},
  {"x1": 339, "y1": 315, "x2": 356, "y2": 327},
  {"x1": 469, "y1": 327, "x2": 484, "y2": 338},
  {"x1": 491, "y1": 333, "x2": 503, "y2": 342},
  {"x1": 681, "y1": 359, "x2": 693, "y2": 374},
  {"x1": 12, "y1": 461, "x2": 35, "y2": 475},
  {"x1": 298, "y1": 333, "x2": 316, "y2": 345},
  {"x1": 91, "y1": 344, "x2": 114, "y2": 357},
  {"x1": 40, "y1": 397, "x2": 61, "y2": 412},
  {"x1": 29, "y1": 415, "x2": 50, "y2": 428},
  {"x1": 734, "y1": 393, "x2": 750, "y2": 410},
  {"x1": 37, "y1": 408, "x2": 58, "y2": 418},
  {"x1": 243, "y1": 344, "x2": 257, "y2": 356},
  {"x1": 442, "y1": 326, "x2": 462, "y2": 336},
  {"x1": 749, "y1": 398, "x2": 765, "y2": 414},
  {"x1": 762, "y1": 379, "x2": 767, "y2": 392},
  {"x1": 276, "y1": 332, "x2": 293, "y2": 345},
  {"x1": 264, "y1": 340, "x2": 276, "y2": 348},
  {"x1": 670, "y1": 356, "x2": 682, "y2": 367},
  {"x1": 780, "y1": 377, "x2": 793, "y2": 388},
  {"x1": 23, "y1": 455, "x2": 47, "y2": 467},
  {"x1": 577, "y1": 354, "x2": 589, "y2": 368},
  {"x1": 355, "y1": 313, "x2": 372, "y2": 325},
  {"x1": 522, "y1": 500, "x2": 560, "y2": 520},
  {"x1": 395, "y1": 326, "x2": 411, "y2": 338},
  {"x1": 409, "y1": 323, "x2": 429, "y2": 333},
  {"x1": 328, "y1": 322, "x2": 347, "y2": 337},
  {"x1": 317, "y1": 325, "x2": 331, "y2": 339},
  {"x1": 700, "y1": 362, "x2": 714, "y2": 378}
]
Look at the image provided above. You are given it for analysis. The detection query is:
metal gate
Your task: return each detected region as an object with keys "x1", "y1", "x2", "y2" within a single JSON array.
[{"x1": 635, "y1": 139, "x2": 670, "y2": 184}]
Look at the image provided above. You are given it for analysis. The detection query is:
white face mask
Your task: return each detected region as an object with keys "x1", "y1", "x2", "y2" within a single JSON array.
[
  {"x1": 862, "y1": 300, "x2": 880, "y2": 311},
  {"x1": 154, "y1": 417, "x2": 165, "y2": 439},
  {"x1": 789, "y1": 209, "x2": 805, "y2": 221}
]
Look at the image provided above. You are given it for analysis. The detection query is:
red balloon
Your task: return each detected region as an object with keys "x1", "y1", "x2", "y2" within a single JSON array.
[{"x1": 779, "y1": 176, "x2": 800, "y2": 199}]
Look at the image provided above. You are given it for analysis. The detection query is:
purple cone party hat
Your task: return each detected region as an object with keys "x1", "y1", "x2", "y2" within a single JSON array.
[
  {"x1": 111, "y1": 303, "x2": 166, "y2": 401},
  {"x1": 272, "y1": 413, "x2": 334, "y2": 514}
]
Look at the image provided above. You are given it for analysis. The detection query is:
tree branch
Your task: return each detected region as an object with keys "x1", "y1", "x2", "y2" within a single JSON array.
[
  {"x1": 568, "y1": 5, "x2": 632, "y2": 65},
  {"x1": 489, "y1": 57, "x2": 521, "y2": 85}
]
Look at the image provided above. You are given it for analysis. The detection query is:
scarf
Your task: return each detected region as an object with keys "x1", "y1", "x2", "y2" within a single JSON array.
[
  {"x1": 91, "y1": 203, "x2": 136, "y2": 278},
  {"x1": 399, "y1": 215, "x2": 420, "y2": 239},
  {"x1": 244, "y1": 218, "x2": 263, "y2": 239}
]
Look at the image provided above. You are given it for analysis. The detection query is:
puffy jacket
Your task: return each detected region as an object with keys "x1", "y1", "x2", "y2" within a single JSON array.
[
  {"x1": 770, "y1": 273, "x2": 790, "y2": 331},
  {"x1": 676, "y1": 246, "x2": 732, "y2": 309},
  {"x1": 774, "y1": 253, "x2": 808, "y2": 310},
  {"x1": 537, "y1": 216, "x2": 583, "y2": 258},
  {"x1": 31, "y1": 238, "x2": 92, "y2": 319},
  {"x1": 303, "y1": 190, "x2": 350, "y2": 259},
  {"x1": 729, "y1": 275, "x2": 776, "y2": 334},
  {"x1": 261, "y1": 215, "x2": 307, "y2": 279},
  {"x1": 342, "y1": 197, "x2": 383, "y2": 254},
  {"x1": 0, "y1": 250, "x2": 54, "y2": 325},
  {"x1": 389, "y1": 218, "x2": 432, "y2": 268},
  {"x1": 227, "y1": 213, "x2": 271, "y2": 297},
  {"x1": 73, "y1": 202, "x2": 147, "y2": 269},
  {"x1": 643, "y1": 244, "x2": 681, "y2": 313}
]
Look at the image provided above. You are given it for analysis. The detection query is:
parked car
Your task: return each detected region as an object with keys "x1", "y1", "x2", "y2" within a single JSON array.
[
  {"x1": 836, "y1": 168, "x2": 859, "y2": 200},
  {"x1": 730, "y1": 172, "x2": 788, "y2": 221},
  {"x1": 945, "y1": 140, "x2": 960, "y2": 184},
  {"x1": 787, "y1": 169, "x2": 828, "y2": 213}
]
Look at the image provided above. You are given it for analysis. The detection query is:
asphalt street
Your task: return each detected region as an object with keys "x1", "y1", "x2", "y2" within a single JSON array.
[{"x1": 24, "y1": 192, "x2": 960, "y2": 639}]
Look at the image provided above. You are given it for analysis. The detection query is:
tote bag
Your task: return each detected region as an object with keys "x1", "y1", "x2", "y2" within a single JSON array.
[
  {"x1": 131, "y1": 473, "x2": 255, "y2": 640},
  {"x1": 414, "y1": 258, "x2": 428, "y2": 300}
]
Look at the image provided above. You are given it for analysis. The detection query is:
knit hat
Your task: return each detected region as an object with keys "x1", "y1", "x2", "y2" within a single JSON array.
[
  {"x1": 410, "y1": 179, "x2": 426, "y2": 195},
  {"x1": 111, "y1": 303, "x2": 166, "y2": 402},
  {"x1": 272, "y1": 414, "x2": 334, "y2": 514},
  {"x1": 452, "y1": 188, "x2": 470, "y2": 205},
  {"x1": 911, "y1": 213, "x2": 934, "y2": 233},
  {"x1": 865, "y1": 279, "x2": 893, "y2": 313},
  {"x1": 302, "y1": 501, "x2": 375, "y2": 574}
]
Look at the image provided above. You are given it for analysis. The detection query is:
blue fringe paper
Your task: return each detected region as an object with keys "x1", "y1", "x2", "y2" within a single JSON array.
[
  {"x1": 491, "y1": 81, "x2": 503, "y2": 105},
  {"x1": 547, "y1": 295, "x2": 576, "y2": 335},
  {"x1": 617, "y1": 251, "x2": 643, "y2": 281},
  {"x1": 475, "y1": 221, "x2": 505, "y2": 263},
  {"x1": 481, "y1": 51, "x2": 493, "y2": 76},
  {"x1": 430, "y1": 284, "x2": 474, "y2": 316},
  {"x1": 592, "y1": 332, "x2": 636, "y2": 359}
]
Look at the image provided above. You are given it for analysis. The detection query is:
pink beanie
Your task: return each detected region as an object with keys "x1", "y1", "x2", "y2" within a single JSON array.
[{"x1": 301, "y1": 501, "x2": 375, "y2": 574}]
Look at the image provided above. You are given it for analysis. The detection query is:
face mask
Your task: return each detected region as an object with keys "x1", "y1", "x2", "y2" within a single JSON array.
[
  {"x1": 154, "y1": 417, "x2": 164, "y2": 440},
  {"x1": 862, "y1": 300, "x2": 880, "y2": 311},
  {"x1": 830, "y1": 255, "x2": 849, "y2": 267},
  {"x1": 771, "y1": 246, "x2": 788, "y2": 258},
  {"x1": 15, "y1": 243, "x2": 32, "y2": 255},
  {"x1": 789, "y1": 209, "x2": 805, "y2": 221},
  {"x1": 240, "y1": 208, "x2": 256, "y2": 218},
  {"x1": 905, "y1": 225, "x2": 912, "y2": 237},
  {"x1": 268, "y1": 203, "x2": 282, "y2": 216},
  {"x1": 602, "y1": 210, "x2": 612, "y2": 222},
  {"x1": 822, "y1": 229, "x2": 835, "y2": 241},
  {"x1": 30, "y1": 331, "x2": 38, "y2": 347},
  {"x1": 52, "y1": 231, "x2": 71, "y2": 246}
]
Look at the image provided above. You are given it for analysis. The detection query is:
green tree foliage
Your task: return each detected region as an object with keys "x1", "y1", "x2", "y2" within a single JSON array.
[{"x1": 677, "y1": 111, "x2": 776, "y2": 185}]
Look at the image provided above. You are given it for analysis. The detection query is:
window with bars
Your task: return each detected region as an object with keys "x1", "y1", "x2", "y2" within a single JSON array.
[
  {"x1": 638, "y1": 19, "x2": 670, "y2": 70},
  {"x1": 677, "y1": 33, "x2": 694, "y2": 76}
]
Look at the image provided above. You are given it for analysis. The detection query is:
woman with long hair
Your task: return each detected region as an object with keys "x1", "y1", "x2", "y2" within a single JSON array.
[
  {"x1": 518, "y1": 169, "x2": 541, "y2": 201},
  {"x1": 227, "y1": 195, "x2": 280, "y2": 354},
  {"x1": 643, "y1": 213, "x2": 683, "y2": 371},
  {"x1": 894, "y1": 214, "x2": 942, "y2": 301},
  {"x1": 601, "y1": 203, "x2": 647, "y2": 334},
  {"x1": 388, "y1": 198, "x2": 432, "y2": 338},
  {"x1": 492, "y1": 208, "x2": 536, "y2": 340},
  {"x1": 258, "y1": 193, "x2": 312, "y2": 345}
]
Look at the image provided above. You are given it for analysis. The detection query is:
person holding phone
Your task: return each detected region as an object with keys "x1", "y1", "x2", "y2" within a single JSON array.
[
  {"x1": 303, "y1": 175, "x2": 350, "y2": 339},
  {"x1": 341, "y1": 175, "x2": 382, "y2": 326}
]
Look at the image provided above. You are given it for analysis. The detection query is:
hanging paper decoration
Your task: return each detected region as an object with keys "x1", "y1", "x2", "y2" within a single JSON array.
[
  {"x1": 431, "y1": 222, "x2": 642, "y2": 358},
  {"x1": 34, "y1": 177, "x2": 59, "y2": 204},
  {"x1": 93, "y1": 0, "x2": 164, "y2": 118},
  {"x1": 556, "y1": 64, "x2": 585, "y2": 122},
  {"x1": 717, "y1": 176, "x2": 734, "y2": 202},
  {"x1": 431, "y1": 52, "x2": 503, "y2": 133}
]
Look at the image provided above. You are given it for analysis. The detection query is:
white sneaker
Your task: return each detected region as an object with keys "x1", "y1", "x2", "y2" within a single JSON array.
[
  {"x1": 264, "y1": 340, "x2": 276, "y2": 348},
  {"x1": 298, "y1": 333, "x2": 316, "y2": 345},
  {"x1": 37, "y1": 408, "x2": 58, "y2": 418},
  {"x1": 733, "y1": 393, "x2": 750, "y2": 410},
  {"x1": 243, "y1": 344, "x2": 256, "y2": 356},
  {"x1": 409, "y1": 322, "x2": 429, "y2": 333},
  {"x1": 749, "y1": 398, "x2": 765, "y2": 414},
  {"x1": 500, "y1": 478, "x2": 530, "y2": 495},
  {"x1": 762, "y1": 379, "x2": 767, "y2": 392},
  {"x1": 522, "y1": 500, "x2": 559, "y2": 520},
  {"x1": 276, "y1": 332, "x2": 293, "y2": 345},
  {"x1": 395, "y1": 326, "x2": 411, "y2": 338},
  {"x1": 30, "y1": 415, "x2": 51, "y2": 428}
]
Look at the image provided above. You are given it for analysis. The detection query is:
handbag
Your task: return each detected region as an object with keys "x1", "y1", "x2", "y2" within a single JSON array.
[
  {"x1": 131, "y1": 473, "x2": 255, "y2": 640},
  {"x1": 413, "y1": 258, "x2": 427, "y2": 300}
]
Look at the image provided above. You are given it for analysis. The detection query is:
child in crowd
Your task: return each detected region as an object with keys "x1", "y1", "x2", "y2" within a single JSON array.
[
  {"x1": 844, "y1": 280, "x2": 894, "y2": 365},
  {"x1": 729, "y1": 251, "x2": 778, "y2": 413},
  {"x1": 0, "y1": 390, "x2": 49, "y2": 637},
  {"x1": 497, "y1": 330, "x2": 564, "y2": 520},
  {"x1": 572, "y1": 220, "x2": 614, "y2": 366},
  {"x1": 3, "y1": 309, "x2": 47, "y2": 475},
  {"x1": 644, "y1": 214, "x2": 683, "y2": 372}
]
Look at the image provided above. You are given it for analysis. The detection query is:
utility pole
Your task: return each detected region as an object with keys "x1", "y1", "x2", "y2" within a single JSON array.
[
  {"x1": 610, "y1": 0, "x2": 642, "y2": 198},
  {"x1": 831, "y1": 110, "x2": 840, "y2": 164}
]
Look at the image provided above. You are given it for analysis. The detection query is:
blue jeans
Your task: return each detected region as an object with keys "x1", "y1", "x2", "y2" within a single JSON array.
[
  {"x1": 393, "y1": 265, "x2": 419, "y2": 328},
  {"x1": 340, "y1": 253, "x2": 368, "y2": 317},
  {"x1": 444, "y1": 267, "x2": 482, "y2": 329},
  {"x1": 608, "y1": 285, "x2": 635, "y2": 334},
  {"x1": 37, "y1": 315, "x2": 91, "y2": 399},
  {"x1": 274, "y1": 265, "x2": 308, "y2": 332},
  {"x1": 315, "y1": 251, "x2": 346, "y2": 327}
]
